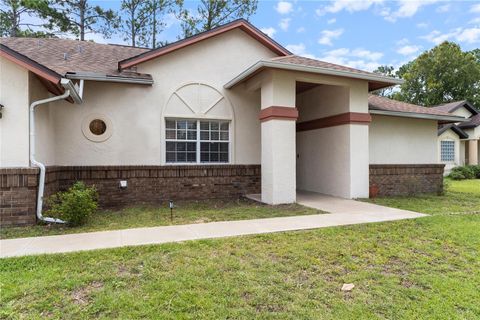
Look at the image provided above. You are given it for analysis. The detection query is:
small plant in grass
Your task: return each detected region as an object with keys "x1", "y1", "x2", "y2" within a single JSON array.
[{"x1": 46, "y1": 182, "x2": 98, "y2": 227}]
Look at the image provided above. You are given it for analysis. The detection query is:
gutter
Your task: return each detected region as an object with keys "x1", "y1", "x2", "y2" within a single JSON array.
[
  {"x1": 30, "y1": 78, "x2": 83, "y2": 224},
  {"x1": 224, "y1": 60, "x2": 404, "y2": 89},
  {"x1": 66, "y1": 72, "x2": 154, "y2": 85},
  {"x1": 369, "y1": 109, "x2": 467, "y2": 122}
]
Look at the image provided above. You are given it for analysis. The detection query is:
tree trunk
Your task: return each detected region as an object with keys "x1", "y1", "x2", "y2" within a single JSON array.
[
  {"x1": 152, "y1": 10, "x2": 156, "y2": 48},
  {"x1": 79, "y1": 0, "x2": 86, "y2": 41},
  {"x1": 10, "y1": 6, "x2": 19, "y2": 37},
  {"x1": 131, "y1": 11, "x2": 135, "y2": 47}
]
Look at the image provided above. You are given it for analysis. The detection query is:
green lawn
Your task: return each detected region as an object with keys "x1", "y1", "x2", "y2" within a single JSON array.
[
  {"x1": 0, "y1": 199, "x2": 320, "y2": 239},
  {"x1": 364, "y1": 179, "x2": 480, "y2": 215},
  {"x1": 1, "y1": 215, "x2": 479, "y2": 319},
  {"x1": 1, "y1": 180, "x2": 479, "y2": 319}
]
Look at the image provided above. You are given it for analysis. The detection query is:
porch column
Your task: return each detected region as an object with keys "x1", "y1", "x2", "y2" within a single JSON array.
[
  {"x1": 469, "y1": 139, "x2": 479, "y2": 165},
  {"x1": 347, "y1": 82, "x2": 370, "y2": 198},
  {"x1": 260, "y1": 71, "x2": 298, "y2": 204}
]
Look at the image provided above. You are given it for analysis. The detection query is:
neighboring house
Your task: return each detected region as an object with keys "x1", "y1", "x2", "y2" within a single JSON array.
[
  {"x1": 0, "y1": 19, "x2": 465, "y2": 226},
  {"x1": 432, "y1": 101, "x2": 480, "y2": 173}
]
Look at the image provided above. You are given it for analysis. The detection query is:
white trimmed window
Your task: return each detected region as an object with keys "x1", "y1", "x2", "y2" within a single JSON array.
[
  {"x1": 165, "y1": 119, "x2": 230, "y2": 164},
  {"x1": 440, "y1": 140, "x2": 455, "y2": 162}
]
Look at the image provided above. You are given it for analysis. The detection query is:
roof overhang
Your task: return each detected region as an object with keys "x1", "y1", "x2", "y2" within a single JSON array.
[
  {"x1": 433, "y1": 101, "x2": 479, "y2": 116},
  {"x1": 118, "y1": 19, "x2": 291, "y2": 70},
  {"x1": 370, "y1": 109, "x2": 468, "y2": 122},
  {"x1": 438, "y1": 124, "x2": 469, "y2": 139},
  {"x1": 65, "y1": 71, "x2": 153, "y2": 85},
  {"x1": 0, "y1": 43, "x2": 61, "y2": 84},
  {"x1": 224, "y1": 60, "x2": 403, "y2": 91}
]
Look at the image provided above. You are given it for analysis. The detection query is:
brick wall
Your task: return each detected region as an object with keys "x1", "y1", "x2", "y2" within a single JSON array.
[
  {"x1": 44, "y1": 165, "x2": 261, "y2": 209},
  {"x1": 1, "y1": 165, "x2": 261, "y2": 227},
  {"x1": 0, "y1": 168, "x2": 39, "y2": 226},
  {"x1": 369, "y1": 164, "x2": 445, "y2": 197}
]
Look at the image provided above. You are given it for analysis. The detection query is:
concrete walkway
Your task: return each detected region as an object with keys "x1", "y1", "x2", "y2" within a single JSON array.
[{"x1": 0, "y1": 192, "x2": 425, "y2": 258}]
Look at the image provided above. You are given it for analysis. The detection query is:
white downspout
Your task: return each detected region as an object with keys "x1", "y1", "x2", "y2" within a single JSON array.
[{"x1": 30, "y1": 79, "x2": 83, "y2": 223}]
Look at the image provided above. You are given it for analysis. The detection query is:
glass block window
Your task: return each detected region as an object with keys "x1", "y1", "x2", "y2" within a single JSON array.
[
  {"x1": 440, "y1": 140, "x2": 455, "y2": 162},
  {"x1": 165, "y1": 119, "x2": 230, "y2": 164}
]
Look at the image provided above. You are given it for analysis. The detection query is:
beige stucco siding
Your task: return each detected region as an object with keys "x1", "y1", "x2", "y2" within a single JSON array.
[
  {"x1": 370, "y1": 115, "x2": 438, "y2": 164},
  {"x1": 295, "y1": 81, "x2": 369, "y2": 198},
  {"x1": 0, "y1": 57, "x2": 30, "y2": 167},
  {"x1": 29, "y1": 73, "x2": 56, "y2": 165},
  {"x1": 48, "y1": 28, "x2": 277, "y2": 166},
  {"x1": 451, "y1": 107, "x2": 473, "y2": 119}
]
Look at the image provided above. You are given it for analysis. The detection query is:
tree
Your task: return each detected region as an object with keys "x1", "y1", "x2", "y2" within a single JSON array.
[
  {"x1": 372, "y1": 65, "x2": 397, "y2": 97},
  {"x1": 143, "y1": 0, "x2": 175, "y2": 48},
  {"x1": 177, "y1": 0, "x2": 258, "y2": 38},
  {"x1": 394, "y1": 41, "x2": 480, "y2": 107},
  {"x1": 53, "y1": 0, "x2": 119, "y2": 41},
  {"x1": 120, "y1": 0, "x2": 150, "y2": 47},
  {"x1": 470, "y1": 48, "x2": 480, "y2": 64},
  {"x1": 0, "y1": 0, "x2": 67, "y2": 37}
]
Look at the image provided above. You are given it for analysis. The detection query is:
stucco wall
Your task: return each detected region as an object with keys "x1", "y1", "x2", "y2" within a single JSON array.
[
  {"x1": 295, "y1": 81, "x2": 369, "y2": 198},
  {"x1": 46, "y1": 28, "x2": 274, "y2": 166},
  {"x1": 0, "y1": 58, "x2": 30, "y2": 167},
  {"x1": 29, "y1": 73, "x2": 56, "y2": 165},
  {"x1": 451, "y1": 107, "x2": 473, "y2": 119},
  {"x1": 370, "y1": 115, "x2": 437, "y2": 164}
]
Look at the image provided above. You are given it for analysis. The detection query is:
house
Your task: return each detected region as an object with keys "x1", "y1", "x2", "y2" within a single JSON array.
[
  {"x1": 0, "y1": 19, "x2": 465, "y2": 226},
  {"x1": 433, "y1": 101, "x2": 479, "y2": 173}
]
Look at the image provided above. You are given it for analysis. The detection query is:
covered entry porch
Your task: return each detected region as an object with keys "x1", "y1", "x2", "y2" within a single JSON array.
[{"x1": 226, "y1": 57, "x2": 400, "y2": 205}]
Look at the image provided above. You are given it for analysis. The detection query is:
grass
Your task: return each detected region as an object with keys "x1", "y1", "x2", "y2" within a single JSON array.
[
  {"x1": 1, "y1": 180, "x2": 479, "y2": 318},
  {"x1": 0, "y1": 199, "x2": 320, "y2": 239},
  {"x1": 1, "y1": 215, "x2": 479, "y2": 319},
  {"x1": 364, "y1": 179, "x2": 480, "y2": 215}
]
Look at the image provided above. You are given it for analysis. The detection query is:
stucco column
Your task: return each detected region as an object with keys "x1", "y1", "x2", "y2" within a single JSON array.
[
  {"x1": 469, "y1": 139, "x2": 479, "y2": 165},
  {"x1": 347, "y1": 82, "x2": 370, "y2": 198},
  {"x1": 260, "y1": 71, "x2": 297, "y2": 204}
]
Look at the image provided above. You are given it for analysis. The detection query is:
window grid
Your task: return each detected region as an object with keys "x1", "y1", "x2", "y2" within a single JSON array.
[
  {"x1": 200, "y1": 121, "x2": 229, "y2": 163},
  {"x1": 440, "y1": 140, "x2": 455, "y2": 162},
  {"x1": 165, "y1": 119, "x2": 230, "y2": 164}
]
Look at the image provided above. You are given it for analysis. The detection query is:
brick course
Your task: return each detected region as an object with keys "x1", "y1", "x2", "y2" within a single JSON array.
[
  {"x1": 0, "y1": 168, "x2": 39, "y2": 226},
  {"x1": 2, "y1": 165, "x2": 261, "y2": 226},
  {"x1": 43, "y1": 165, "x2": 261, "y2": 209},
  {"x1": 369, "y1": 164, "x2": 445, "y2": 196}
]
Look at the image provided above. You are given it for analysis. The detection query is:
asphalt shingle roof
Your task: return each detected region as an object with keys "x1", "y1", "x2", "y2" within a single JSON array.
[
  {"x1": 271, "y1": 55, "x2": 375, "y2": 76},
  {"x1": 458, "y1": 113, "x2": 480, "y2": 128},
  {"x1": 368, "y1": 95, "x2": 456, "y2": 117},
  {"x1": 0, "y1": 37, "x2": 150, "y2": 79}
]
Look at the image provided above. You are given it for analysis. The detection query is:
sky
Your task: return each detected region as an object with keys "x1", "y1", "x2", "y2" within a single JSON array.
[{"x1": 87, "y1": 0, "x2": 479, "y2": 71}]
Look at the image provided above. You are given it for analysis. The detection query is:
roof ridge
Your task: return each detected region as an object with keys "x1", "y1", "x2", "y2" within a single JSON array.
[{"x1": 0, "y1": 37, "x2": 149, "y2": 51}]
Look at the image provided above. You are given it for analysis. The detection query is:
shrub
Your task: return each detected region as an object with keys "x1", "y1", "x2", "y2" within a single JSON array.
[
  {"x1": 449, "y1": 166, "x2": 475, "y2": 180},
  {"x1": 448, "y1": 170, "x2": 466, "y2": 180},
  {"x1": 466, "y1": 165, "x2": 480, "y2": 179},
  {"x1": 46, "y1": 182, "x2": 98, "y2": 227}
]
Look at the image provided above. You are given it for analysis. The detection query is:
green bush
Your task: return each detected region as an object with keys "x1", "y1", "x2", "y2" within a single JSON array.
[
  {"x1": 448, "y1": 170, "x2": 466, "y2": 180},
  {"x1": 46, "y1": 182, "x2": 98, "y2": 227},
  {"x1": 466, "y1": 165, "x2": 480, "y2": 179},
  {"x1": 448, "y1": 165, "x2": 478, "y2": 180}
]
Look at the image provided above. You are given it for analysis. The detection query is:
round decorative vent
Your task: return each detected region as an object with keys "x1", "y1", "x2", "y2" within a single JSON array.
[{"x1": 81, "y1": 114, "x2": 113, "y2": 142}]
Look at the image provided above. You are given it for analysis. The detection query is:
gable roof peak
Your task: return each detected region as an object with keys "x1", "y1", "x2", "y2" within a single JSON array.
[
  {"x1": 118, "y1": 18, "x2": 291, "y2": 70},
  {"x1": 431, "y1": 100, "x2": 478, "y2": 115}
]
